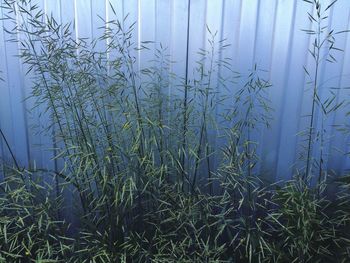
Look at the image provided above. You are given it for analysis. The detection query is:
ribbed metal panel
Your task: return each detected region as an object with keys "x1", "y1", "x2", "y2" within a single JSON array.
[{"x1": 1, "y1": 0, "x2": 350, "y2": 181}]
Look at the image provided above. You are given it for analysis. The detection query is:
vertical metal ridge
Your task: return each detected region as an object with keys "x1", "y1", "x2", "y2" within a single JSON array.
[
  {"x1": 74, "y1": 0, "x2": 79, "y2": 41},
  {"x1": 291, "y1": 2, "x2": 314, "y2": 174},
  {"x1": 234, "y1": 0, "x2": 243, "y2": 68},
  {"x1": 326, "y1": 4, "x2": 350, "y2": 171},
  {"x1": 90, "y1": 0, "x2": 93, "y2": 39},
  {"x1": 0, "y1": 4, "x2": 14, "y2": 164},
  {"x1": 274, "y1": 0, "x2": 298, "y2": 178},
  {"x1": 268, "y1": 0, "x2": 279, "y2": 79},
  {"x1": 252, "y1": 0, "x2": 261, "y2": 67},
  {"x1": 339, "y1": 9, "x2": 350, "y2": 172},
  {"x1": 10, "y1": 1, "x2": 30, "y2": 167},
  {"x1": 154, "y1": 0, "x2": 157, "y2": 44},
  {"x1": 184, "y1": 0, "x2": 191, "y2": 87},
  {"x1": 137, "y1": 0, "x2": 141, "y2": 72}
]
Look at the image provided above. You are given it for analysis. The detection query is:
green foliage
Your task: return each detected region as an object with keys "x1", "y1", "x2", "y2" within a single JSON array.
[
  {"x1": 0, "y1": 0, "x2": 349, "y2": 262},
  {"x1": 301, "y1": 0, "x2": 348, "y2": 182},
  {"x1": 0, "y1": 168, "x2": 72, "y2": 262},
  {"x1": 270, "y1": 178, "x2": 350, "y2": 262}
]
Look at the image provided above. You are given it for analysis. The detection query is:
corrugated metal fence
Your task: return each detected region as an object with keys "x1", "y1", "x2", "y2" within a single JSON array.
[{"x1": 1, "y1": 0, "x2": 350, "y2": 181}]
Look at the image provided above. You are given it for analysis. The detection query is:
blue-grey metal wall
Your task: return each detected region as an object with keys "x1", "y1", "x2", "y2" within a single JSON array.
[{"x1": 1, "y1": 0, "x2": 350, "y2": 181}]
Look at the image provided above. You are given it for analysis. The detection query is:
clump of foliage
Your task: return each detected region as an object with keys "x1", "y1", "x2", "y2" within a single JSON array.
[
  {"x1": 300, "y1": 0, "x2": 349, "y2": 184},
  {"x1": 0, "y1": 0, "x2": 350, "y2": 262},
  {"x1": 0, "y1": 167, "x2": 72, "y2": 261}
]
